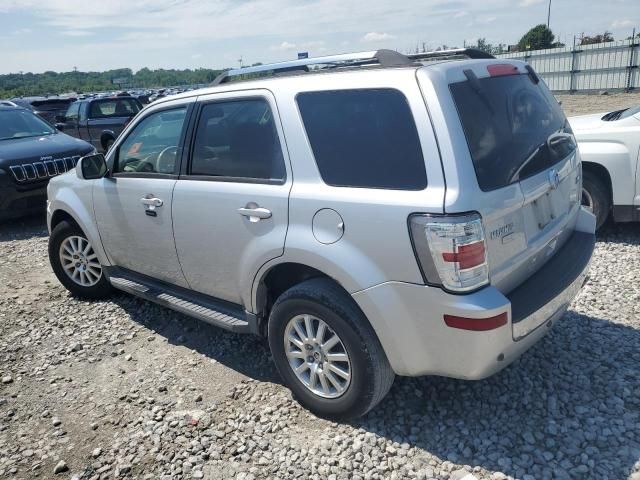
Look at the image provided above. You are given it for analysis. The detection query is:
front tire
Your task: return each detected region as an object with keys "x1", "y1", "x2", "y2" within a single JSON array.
[
  {"x1": 49, "y1": 220, "x2": 112, "y2": 299},
  {"x1": 268, "y1": 278, "x2": 395, "y2": 419},
  {"x1": 582, "y1": 170, "x2": 611, "y2": 230}
]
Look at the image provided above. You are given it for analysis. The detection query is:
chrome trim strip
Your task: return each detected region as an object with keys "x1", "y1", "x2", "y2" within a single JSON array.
[
  {"x1": 22, "y1": 164, "x2": 36, "y2": 180},
  {"x1": 9, "y1": 165, "x2": 26, "y2": 182}
]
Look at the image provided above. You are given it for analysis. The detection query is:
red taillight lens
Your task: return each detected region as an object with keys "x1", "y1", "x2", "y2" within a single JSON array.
[
  {"x1": 487, "y1": 64, "x2": 519, "y2": 77},
  {"x1": 444, "y1": 312, "x2": 508, "y2": 331},
  {"x1": 442, "y1": 241, "x2": 486, "y2": 270}
]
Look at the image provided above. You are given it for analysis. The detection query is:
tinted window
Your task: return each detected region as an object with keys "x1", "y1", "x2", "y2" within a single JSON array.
[
  {"x1": 190, "y1": 99, "x2": 285, "y2": 181},
  {"x1": 0, "y1": 109, "x2": 56, "y2": 141},
  {"x1": 66, "y1": 102, "x2": 80, "y2": 121},
  {"x1": 115, "y1": 107, "x2": 187, "y2": 175},
  {"x1": 90, "y1": 98, "x2": 141, "y2": 118},
  {"x1": 297, "y1": 89, "x2": 427, "y2": 190},
  {"x1": 450, "y1": 74, "x2": 575, "y2": 191}
]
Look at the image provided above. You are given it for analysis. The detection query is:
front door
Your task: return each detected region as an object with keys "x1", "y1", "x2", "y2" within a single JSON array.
[
  {"x1": 172, "y1": 91, "x2": 291, "y2": 305},
  {"x1": 93, "y1": 102, "x2": 192, "y2": 287}
]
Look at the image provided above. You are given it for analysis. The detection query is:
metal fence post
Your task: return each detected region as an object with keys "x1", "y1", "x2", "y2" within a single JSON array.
[
  {"x1": 569, "y1": 36, "x2": 578, "y2": 93},
  {"x1": 626, "y1": 28, "x2": 638, "y2": 92}
]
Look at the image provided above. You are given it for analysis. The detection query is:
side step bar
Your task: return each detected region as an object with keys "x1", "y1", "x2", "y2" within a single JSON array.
[{"x1": 105, "y1": 267, "x2": 255, "y2": 334}]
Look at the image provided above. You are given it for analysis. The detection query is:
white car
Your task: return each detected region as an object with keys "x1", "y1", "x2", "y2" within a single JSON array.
[{"x1": 569, "y1": 105, "x2": 640, "y2": 229}]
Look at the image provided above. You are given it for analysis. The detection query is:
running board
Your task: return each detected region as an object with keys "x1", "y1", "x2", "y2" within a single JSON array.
[{"x1": 106, "y1": 268, "x2": 253, "y2": 334}]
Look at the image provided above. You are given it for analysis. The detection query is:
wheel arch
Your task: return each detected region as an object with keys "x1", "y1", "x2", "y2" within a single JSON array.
[
  {"x1": 582, "y1": 161, "x2": 613, "y2": 202},
  {"x1": 253, "y1": 262, "x2": 359, "y2": 336}
]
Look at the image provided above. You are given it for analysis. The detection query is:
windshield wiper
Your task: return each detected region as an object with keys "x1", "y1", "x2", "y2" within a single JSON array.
[
  {"x1": 507, "y1": 131, "x2": 574, "y2": 183},
  {"x1": 602, "y1": 108, "x2": 628, "y2": 121}
]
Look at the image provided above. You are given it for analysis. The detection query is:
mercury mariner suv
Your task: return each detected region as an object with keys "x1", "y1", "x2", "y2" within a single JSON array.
[{"x1": 47, "y1": 49, "x2": 596, "y2": 419}]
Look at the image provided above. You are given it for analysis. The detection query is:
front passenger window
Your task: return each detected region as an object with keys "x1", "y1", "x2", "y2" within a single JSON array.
[{"x1": 115, "y1": 107, "x2": 187, "y2": 175}]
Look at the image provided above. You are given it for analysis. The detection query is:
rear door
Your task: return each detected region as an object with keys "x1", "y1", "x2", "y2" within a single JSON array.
[
  {"x1": 172, "y1": 89, "x2": 291, "y2": 306},
  {"x1": 419, "y1": 62, "x2": 582, "y2": 293}
]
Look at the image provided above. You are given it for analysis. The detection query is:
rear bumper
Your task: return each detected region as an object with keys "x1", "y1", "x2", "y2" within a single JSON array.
[{"x1": 352, "y1": 207, "x2": 596, "y2": 378}]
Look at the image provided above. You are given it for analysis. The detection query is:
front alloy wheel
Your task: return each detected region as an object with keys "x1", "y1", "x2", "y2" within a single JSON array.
[
  {"x1": 59, "y1": 235, "x2": 102, "y2": 287},
  {"x1": 284, "y1": 314, "x2": 351, "y2": 398},
  {"x1": 49, "y1": 220, "x2": 113, "y2": 299}
]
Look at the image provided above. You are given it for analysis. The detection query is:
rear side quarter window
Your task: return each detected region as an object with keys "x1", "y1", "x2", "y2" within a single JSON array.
[{"x1": 296, "y1": 89, "x2": 427, "y2": 190}]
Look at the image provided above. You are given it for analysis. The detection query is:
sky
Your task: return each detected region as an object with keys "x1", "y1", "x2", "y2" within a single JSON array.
[{"x1": 0, "y1": 0, "x2": 638, "y2": 74}]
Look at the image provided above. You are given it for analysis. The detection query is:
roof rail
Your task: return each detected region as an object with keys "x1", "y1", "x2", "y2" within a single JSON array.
[{"x1": 211, "y1": 48, "x2": 495, "y2": 85}]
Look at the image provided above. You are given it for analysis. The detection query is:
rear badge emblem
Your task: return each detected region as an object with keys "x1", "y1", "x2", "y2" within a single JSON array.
[{"x1": 548, "y1": 169, "x2": 560, "y2": 190}]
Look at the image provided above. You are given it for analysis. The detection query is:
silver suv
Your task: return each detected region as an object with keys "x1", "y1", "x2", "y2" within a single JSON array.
[{"x1": 47, "y1": 49, "x2": 596, "y2": 419}]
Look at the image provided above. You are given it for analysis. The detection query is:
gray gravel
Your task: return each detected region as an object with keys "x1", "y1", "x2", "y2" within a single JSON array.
[{"x1": 1, "y1": 215, "x2": 639, "y2": 480}]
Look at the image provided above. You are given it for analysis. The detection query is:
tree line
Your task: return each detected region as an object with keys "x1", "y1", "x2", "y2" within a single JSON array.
[{"x1": 0, "y1": 67, "x2": 224, "y2": 99}]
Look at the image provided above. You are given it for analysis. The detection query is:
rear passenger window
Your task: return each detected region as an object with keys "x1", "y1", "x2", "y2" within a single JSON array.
[
  {"x1": 190, "y1": 99, "x2": 285, "y2": 182},
  {"x1": 297, "y1": 89, "x2": 427, "y2": 190}
]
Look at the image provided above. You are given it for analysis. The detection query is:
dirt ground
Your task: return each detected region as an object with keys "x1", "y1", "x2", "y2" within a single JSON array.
[{"x1": 556, "y1": 91, "x2": 640, "y2": 117}]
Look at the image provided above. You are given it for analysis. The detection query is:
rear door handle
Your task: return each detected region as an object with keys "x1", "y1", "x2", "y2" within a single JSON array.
[
  {"x1": 140, "y1": 196, "x2": 163, "y2": 208},
  {"x1": 238, "y1": 206, "x2": 272, "y2": 222}
]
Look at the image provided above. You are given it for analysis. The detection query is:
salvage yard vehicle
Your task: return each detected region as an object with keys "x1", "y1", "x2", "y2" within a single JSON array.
[
  {"x1": 0, "y1": 104, "x2": 94, "y2": 221},
  {"x1": 55, "y1": 96, "x2": 142, "y2": 152},
  {"x1": 569, "y1": 105, "x2": 640, "y2": 229},
  {"x1": 47, "y1": 49, "x2": 596, "y2": 419}
]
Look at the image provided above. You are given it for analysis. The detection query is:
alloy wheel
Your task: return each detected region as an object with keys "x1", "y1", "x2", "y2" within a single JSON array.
[
  {"x1": 59, "y1": 235, "x2": 102, "y2": 287},
  {"x1": 284, "y1": 314, "x2": 351, "y2": 398}
]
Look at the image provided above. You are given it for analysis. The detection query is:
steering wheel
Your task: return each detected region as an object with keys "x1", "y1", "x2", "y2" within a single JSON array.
[{"x1": 156, "y1": 146, "x2": 178, "y2": 173}]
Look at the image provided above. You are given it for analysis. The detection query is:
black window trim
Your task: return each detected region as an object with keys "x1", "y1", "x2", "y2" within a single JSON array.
[
  {"x1": 294, "y1": 87, "x2": 428, "y2": 191},
  {"x1": 110, "y1": 103, "x2": 194, "y2": 179},
  {"x1": 180, "y1": 95, "x2": 287, "y2": 186}
]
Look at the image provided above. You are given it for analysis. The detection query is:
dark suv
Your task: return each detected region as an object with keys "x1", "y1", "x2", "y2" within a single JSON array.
[
  {"x1": 56, "y1": 97, "x2": 143, "y2": 152},
  {"x1": 0, "y1": 105, "x2": 94, "y2": 221}
]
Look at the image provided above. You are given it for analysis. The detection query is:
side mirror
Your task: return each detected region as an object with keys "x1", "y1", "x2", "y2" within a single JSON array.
[
  {"x1": 77, "y1": 153, "x2": 108, "y2": 180},
  {"x1": 55, "y1": 123, "x2": 65, "y2": 131}
]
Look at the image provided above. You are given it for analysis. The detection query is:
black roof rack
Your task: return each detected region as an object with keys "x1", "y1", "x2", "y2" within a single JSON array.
[{"x1": 211, "y1": 48, "x2": 495, "y2": 85}]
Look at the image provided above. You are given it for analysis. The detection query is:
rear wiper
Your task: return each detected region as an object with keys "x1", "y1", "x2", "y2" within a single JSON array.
[{"x1": 509, "y1": 143, "x2": 544, "y2": 183}]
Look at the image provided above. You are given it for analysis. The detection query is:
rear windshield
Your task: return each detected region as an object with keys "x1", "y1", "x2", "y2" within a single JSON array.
[
  {"x1": 89, "y1": 98, "x2": 141, "y2": 118},
  {"x1": 450, "y1": 73, "x2": 575, "y2": 191}
]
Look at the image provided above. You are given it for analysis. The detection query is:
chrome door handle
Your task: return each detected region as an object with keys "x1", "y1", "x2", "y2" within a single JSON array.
[
  {"x1": 140, "y1": 197, "x2": 163, "y2": 208},
  {"x1": 238, "y1": 206, "x2": 272, "y2": 222}
]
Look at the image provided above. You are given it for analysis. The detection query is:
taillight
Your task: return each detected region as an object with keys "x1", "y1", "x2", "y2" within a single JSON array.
[{"x1": 409, "y1": 213, "x2": 489, "y2": 293}]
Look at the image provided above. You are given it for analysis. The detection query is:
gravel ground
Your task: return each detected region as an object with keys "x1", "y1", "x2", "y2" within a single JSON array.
[
  {"x1": 1, "y1": 94, "x2": 640, "y2": 480},
  {"x1": 556, "y1": 92, "x2": 640, "y2": 117}
]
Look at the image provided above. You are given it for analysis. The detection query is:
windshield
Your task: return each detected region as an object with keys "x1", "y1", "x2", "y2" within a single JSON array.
[
  {"x1": 0, "y1": 109, "x2": 56, "y2": 141},
  {"x1": 450, "y1": 73, "x2": 575, "y2": 191}
]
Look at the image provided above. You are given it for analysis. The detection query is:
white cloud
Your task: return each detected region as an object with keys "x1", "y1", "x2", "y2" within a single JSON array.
[
  {"x1": 362, "y1": 32, "x2": 396, "y2": 42},
  {"x1": 519, "y1": 0, "x2": 544, "y2": 6},
  {"x1": 272, "y1": 41, "x2": 298, "y2": 51},
  {"x1": 611, "y1": 19, "x2": 634, "y2": 29},
  {"x1": 12, "y1": 28, "x2": 32, "y2": 34},
  {"x1": 61, "y1": 30, "x2": 92, "y2": 36}
]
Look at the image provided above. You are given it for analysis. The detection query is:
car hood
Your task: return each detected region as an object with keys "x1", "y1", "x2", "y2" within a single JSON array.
[
  {"x1": 0, "y1": 133, "x2": 93, "y2": 165},
  {"x1": 567, "y1": 112, "x2": 607, "y2": 132}
]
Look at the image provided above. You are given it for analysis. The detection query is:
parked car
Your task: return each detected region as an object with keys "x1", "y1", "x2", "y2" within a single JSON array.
[
  {"x1": 0, "y1": 104, "x2": 94, "y2": 221},
  {"x1": 55, "y1": 96, "x2": 143, "y2": 152},
  {"x1": 11, "y1": 96, "x2": 74, "y2": 124},
  {"x1": 47, "y1": 49, "x2": 595, "y2": 419},
  {"x1": 569, "y1": 105, "x2": 640, "y2": 229}
]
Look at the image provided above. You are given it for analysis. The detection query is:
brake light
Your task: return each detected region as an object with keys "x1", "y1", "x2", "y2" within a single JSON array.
[
  {"x1": 444, "y1": 312, "x2": 507, "y2": 331},
  {"x1": 487, "y1": 64, "x2": 519, "y2": 77},
  {"x1": 409, "y1": 213, "x2": 489, "y2": 292}
]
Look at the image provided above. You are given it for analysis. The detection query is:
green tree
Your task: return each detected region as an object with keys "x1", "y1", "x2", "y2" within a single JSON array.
[
  {"x1": 517, "y1": 24, "x2": 556, "y2": 51},
  {"x1": 580, "y1": 31, "x2": 614, "y2": 45}
]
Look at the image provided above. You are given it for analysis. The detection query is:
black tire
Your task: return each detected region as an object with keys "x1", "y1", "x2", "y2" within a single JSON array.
[
  {"x1": 268, "y1": 278, "x2": 395, "y2": 419},
  {"x1": 49, "y1": 220, "x2": 113, "y2": 299},
  {"x1": 582, "y1": 170, "x2": 611, "y2": 230}
]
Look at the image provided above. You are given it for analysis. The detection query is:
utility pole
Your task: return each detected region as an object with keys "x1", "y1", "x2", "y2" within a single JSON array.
[
  {"x1": 547, "y1": 0, "x2": 551, "y2": 28},
  {"x1": 238, "y1": 56, "x2": 243, "y2": 68}
]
